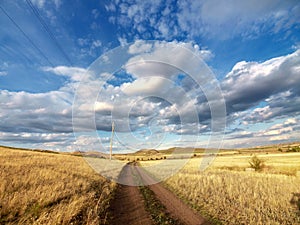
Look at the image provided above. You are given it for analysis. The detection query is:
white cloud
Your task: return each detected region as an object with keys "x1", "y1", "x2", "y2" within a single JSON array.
[
  {"x1": 263, "y1": 118, "x2": 299, "y2": 143},
  {"x1": 31, "y1": 0, "x2": 61, "y2": 9},
  {"x1": 72, "y1": 40, "x2": 221, "y2": 139},
  {"x1": 0, "y1": 71, "x2": 7, "y2": 76},
  {"x1": 92, "y1": 40, "x2": 102, "y2": 49},
  {"x1": 31, "y1": 0, "x2": 46, "y2": 8},
  {"x1": 77, "y1": 38, "x2": 89, "y2": 46},
  {"x1": 270, "y1": 135, "x2": 289, "y2": 141},
  {"x1": 118, "y1": 37, "x2": 128, "y2": 47},
  {"x1": 105, "y1": 3, "x2": 116, "y2": 12},
  {"x1": 225, "y1": 117, "x2": 300, "y2": 147},
  {"x1": 220, "y1": 47, "x2": 300, "y2": 147},
  {"x1": 0, "y1": 62, "x2": 8, "y2": 76},
  {"x1": 0, "y1": 89, "x2": 73, "y2": 133},
  {"x1": 178, "y1": 0, "x2": 300, "y2": 39},
  {"x1": 76, "y1": 37, "x2": 103, "y2": 57},
  {"x1": 263, "y1": 127, "x2": 292, "y2": 136},
  {"x1": 126, "y1": 41, "x2": 213, "y2": 79},
  {"x1": 2, "y1": 39, "x2": 300, "y2": 151},
  {"x1": 43, "y1": 66, "x2": 87, "y2": 81},
  {"x1": 106, "y1": 0, "x2": 300, "y2": 40},
  {"x1": 223, "y1": 49, "x2": 300, "y2": 118},
  {"x1": 92, "y1": 9, "x2": 100, "y2": 19},
  {"x1": 284, "y1": 118, "x2": 297, "y2": 125},
  {"x1": 121, "y1": 77, "x2": 169, "y2": 95},
  {"x1": 128, "y1": 40, "x2": 153, "y2": 54},
  {"x1": 94, "y1": 102, "x2": 113, "y2": 112}
]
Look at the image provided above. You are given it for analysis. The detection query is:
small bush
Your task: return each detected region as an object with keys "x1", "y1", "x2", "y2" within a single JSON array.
[
  {"x1": 287, "y1": 147, "x2": 300, "y2": 152},
  {"x1": 249, "y1": 155, "x2": 265, "y2": 171}
]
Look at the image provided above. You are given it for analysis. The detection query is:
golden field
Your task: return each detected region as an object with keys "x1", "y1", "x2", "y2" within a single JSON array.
[
  {"x1": 0, "y1": 147, "x2": 115, "y2": 225},
  {"x1": 2, "y1": 144, "x2": 300, "y2": 225},
  {"x1": 141, "y1": 152, "x2": 300, "y2": 224}
]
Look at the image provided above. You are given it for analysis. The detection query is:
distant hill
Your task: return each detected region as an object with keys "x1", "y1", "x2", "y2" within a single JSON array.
[
  {"x1": 1, "y1": 141, "x2": 299, "y2": 158},
  {"x1": 135, "y1": 149, "x2": 160, "y2": 155},
  {"x1": 131, "y1": 141, "x2": 300, "y2": 156}
]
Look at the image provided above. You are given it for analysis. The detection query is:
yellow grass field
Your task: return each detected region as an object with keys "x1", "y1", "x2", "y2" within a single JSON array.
[
  {"x1": 141, "y1": 152, "x2": 300, "y2": 224},
  {"x1": 0, "y1": 147, "x2": 115, "y2": 225},
  {"x1": 2, "y1": 145, "x2": 300, "y2": 225}
]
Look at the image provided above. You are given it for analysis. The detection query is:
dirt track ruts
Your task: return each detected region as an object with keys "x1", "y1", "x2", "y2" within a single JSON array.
[
  {"x1": 109, "y1": 164, "x2": 152, "y2": 225},
  {"x1": 109, "y1": 163, "x2": 209, "y2": 225},
  {"x1": 136, "y1": 165, "x2": 209, "y2": 225}
]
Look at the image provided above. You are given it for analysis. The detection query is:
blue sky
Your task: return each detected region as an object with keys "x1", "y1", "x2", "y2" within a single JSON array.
[{"x1": 0, "y1": 0, "x2": 300, "y2": 152}]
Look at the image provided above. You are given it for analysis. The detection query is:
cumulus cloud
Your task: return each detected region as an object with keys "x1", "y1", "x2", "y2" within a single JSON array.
[
  {"x1": 43, "y1": 66, "x2": 88, "y2": 81},
  {"x1": 219, "y1": 48, "x2": 300, "y2": 147},
  {"x1": 94, "y1": 101, "x2": 113, "y2": 113},
  {"x1": 254, "y1": 118, "x2": 298, "y2": 142},
  {"x1": 0, "y1": 131, "x2": 72, "y2": 144},
  {"x1": 0, "y1": 90, "x2": 73, "y2": 134},
  {"x1": 222, "y1": 49, "x2": 300, "y2": 120},
  {"x1": 121, "y1": 77, "x2": 171, "y2": 96},
  {"x1": 71, "y1": 39, "x2": 225, "y2": 152},
  {"x1": 225, "y1": 117, "x2": 299, "y2": 147},
  {"x1": 1, "y1": 40, "x2": 299, "y2": 151}
]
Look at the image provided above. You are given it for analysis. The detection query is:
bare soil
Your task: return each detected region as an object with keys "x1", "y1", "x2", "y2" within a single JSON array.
[
  {"x1": 109, "y1": 164, "x2": 152, "y2": 225},
  {"x1": 136, "y1": 166, "x2": 209, "y2": 225},
  {"x1": 109, "y1": 163, "x2": 209, "y2": 225}
]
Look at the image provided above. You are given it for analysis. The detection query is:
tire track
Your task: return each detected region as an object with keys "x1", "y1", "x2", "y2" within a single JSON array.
[
  {"x1": 109, "y1": 164, "x2": 153, "y2": 225},
  {"x1": 135, "y1": 165, "x2": 209, "y2": 225},
  {"x1": 109, "y1": 163, "x2": 209, "y2": 225}
]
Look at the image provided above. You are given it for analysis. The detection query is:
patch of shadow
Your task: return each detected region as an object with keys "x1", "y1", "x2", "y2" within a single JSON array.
[{"x1": 290, "y1": 192, "x2": 300, "y2": 212}]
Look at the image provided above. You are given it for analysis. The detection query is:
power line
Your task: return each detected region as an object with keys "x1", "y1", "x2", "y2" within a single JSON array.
[
  {"x1": 25, "y1": 0, "x2": 73, "y2": 66},
  {"x1": 0, "y1": 5, "x2": 54, "y2": 67}
]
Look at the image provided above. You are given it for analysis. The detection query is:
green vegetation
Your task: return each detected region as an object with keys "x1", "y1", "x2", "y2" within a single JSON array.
[
  {"x1": 139, "y1": 185, "x2": 183, "y2": 225},
  {"x1": 287, "y1": 146, "x2": 300, "y2": 152},
  {"x1": 249, "y1": 155, "x2": 265, "y2": 171}
]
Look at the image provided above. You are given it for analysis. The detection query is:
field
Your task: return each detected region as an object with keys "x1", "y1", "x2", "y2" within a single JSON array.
[
  {"x1": 2, "y1": 144, "x2": 300, "y2": 225},
  {"x1": 0, "y1": 146, "x2": 115, "y2": 225},
  {"x1": 141, "y1": 152, "x2": 300, "y2": 224}
]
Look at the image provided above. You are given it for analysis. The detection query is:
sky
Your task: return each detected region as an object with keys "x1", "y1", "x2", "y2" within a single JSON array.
[{"x1": 0, "y1": 0, "x2": 300, "y2": 152}]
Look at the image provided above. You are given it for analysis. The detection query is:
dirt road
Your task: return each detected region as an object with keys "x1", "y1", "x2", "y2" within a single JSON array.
[
  {"x1": 109, "y1": 164, "x2": 152, "y2": 225},
  {"x1": 109, "y1": 163, "x2": 209, "y2": 225}
]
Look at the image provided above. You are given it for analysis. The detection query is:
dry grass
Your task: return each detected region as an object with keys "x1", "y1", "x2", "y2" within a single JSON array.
[
  {"x1": 141, "y1": 153, "x2": 300, "y2": 224},
  {"x1": 0, "y1": 147, "x2": 116, "y2": 225},
  {"x1": 206, "y1": 152, "x2": 300, "y2": 176}
]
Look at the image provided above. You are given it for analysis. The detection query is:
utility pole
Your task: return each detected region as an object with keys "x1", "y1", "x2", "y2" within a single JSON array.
[{"x1": 109, "y1": 121, "x2": 115, "y2": 160}]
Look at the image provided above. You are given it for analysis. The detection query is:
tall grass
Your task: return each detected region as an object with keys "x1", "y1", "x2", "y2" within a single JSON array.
[
  {"x1": 0, "y1": 147, "x2": 115, "y2": 225},
  {"x1": 141, "y1": 154, "x2": 300, "y2": 224}
]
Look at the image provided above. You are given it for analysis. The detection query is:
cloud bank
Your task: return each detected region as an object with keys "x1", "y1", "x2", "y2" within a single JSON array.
[{"x1": 0, "y1": 41, "x2": 299, "y2": 150}]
